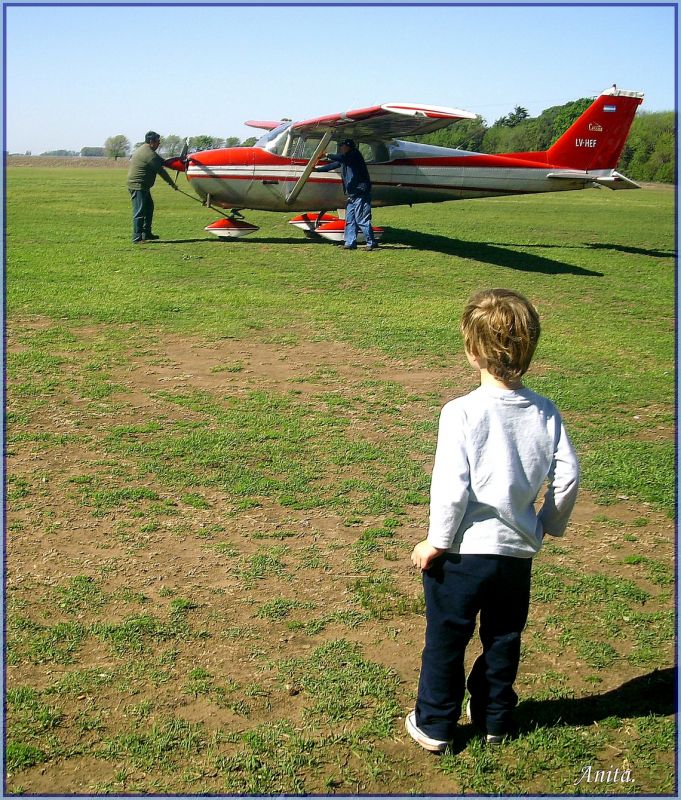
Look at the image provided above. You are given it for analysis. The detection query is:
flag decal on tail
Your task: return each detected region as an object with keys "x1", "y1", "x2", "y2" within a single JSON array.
[{"x1": 603, "y1": 105, "x2": 617, "y2": 112}]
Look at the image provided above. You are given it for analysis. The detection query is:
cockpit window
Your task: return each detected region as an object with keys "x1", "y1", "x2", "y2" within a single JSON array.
[
  {"x1": 357, "y1": 142, "x2": 391, "y2": 163},
  {"x1": 289, "y1": 136, "x2": 325, "y2": 160},
  {"x1": 295, "y1": 139, "x2": 391, "y2": 163},
  {"x1": 255, "y1": 122, "x2": 292, "y2": 155},
  {"x1": 255, "y1": 126, "x2": 393, "y2": 162}
]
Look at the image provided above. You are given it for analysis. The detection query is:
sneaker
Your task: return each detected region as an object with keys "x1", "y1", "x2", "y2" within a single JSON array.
[
  {"x1": 132, "y1": 238, "x2": 148, "y2": 244},
  {"x1": 145, "y1": 233, "x2": 160, "y2": 241},
  {"x1": 343, "y1": 244, "x2": 357, "y2": 250},
  {"x1": 404, "y1": 710, "x2": 451, "y2": 753},
  {"x1": 365, "y1": 242, "x2": 379, "y2": 251},
  {"x1": 466, "y1": 700, "x2": 506, "y2": 746}
]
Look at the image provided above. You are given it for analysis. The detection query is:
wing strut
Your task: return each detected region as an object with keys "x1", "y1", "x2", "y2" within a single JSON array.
[{"x1": 285, "y1": 130, "x2": 333, "y2": 206}]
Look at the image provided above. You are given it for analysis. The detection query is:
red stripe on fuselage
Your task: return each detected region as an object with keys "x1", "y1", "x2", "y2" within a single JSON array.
[
  {"x1": 190, "y1": 147, "x2": 557, "y2": 171},
  {"x1": 187, "y1": 172, "x2": 536, "y2": 196}
]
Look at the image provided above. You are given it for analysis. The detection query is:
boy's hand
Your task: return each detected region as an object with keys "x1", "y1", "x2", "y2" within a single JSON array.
[{"x1": 411, "y1": 540, "x2": 445, "y2": 571}]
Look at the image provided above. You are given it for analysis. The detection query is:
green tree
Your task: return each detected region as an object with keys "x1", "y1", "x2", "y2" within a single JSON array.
[
  {"x1": 160, "y1": 135, "x2": 183, "y2": 157},
  {"x1": 188, "y1": 136, "x2": 224, "y2": 151},
  {"x1": 494, "y1": 106, "x2": 529, "y2": 128},
  {"x1": 81, "y1": 147, "x2": 105, "y2": 157},
  {"x1": 541, "y1": 98, "x2": 593, "y2": 146},
  {"x1": 506, "y1": 106, "x2": 529, "y2": 127},
  {"x1": 416, "y1": 97, "x2": 598, "y2": 155},
  {"x1": 104, "y1": 135, "x2": 130, "y2": 160},
  {"x1": 618, "y1": 111, "x2": 675, "y2": 182},
  {"x1": 417, "y1": 116, "x2": 487, "y2": 152}
]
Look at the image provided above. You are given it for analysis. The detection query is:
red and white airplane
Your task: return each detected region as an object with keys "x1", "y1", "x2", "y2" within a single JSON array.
[{"x1": 165, "y1": 86, "x2": 643, "y2": 242}]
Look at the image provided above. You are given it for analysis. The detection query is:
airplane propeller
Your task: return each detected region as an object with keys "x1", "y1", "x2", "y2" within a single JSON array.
[
  {"x1": 172, "y1": 138, "x2": 190, "y2": 185},
  {"x1": 163, "y1": 138, "x2": 191, "y2": 185},
  {"x1": 179, "y1": 137, "x2": 189, "y2": 164}
]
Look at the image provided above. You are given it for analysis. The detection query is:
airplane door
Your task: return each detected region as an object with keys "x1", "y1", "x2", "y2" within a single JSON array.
[
  {"x1": 282, "y1": 135, "x2": 312, "y2": 204},
  {"x1": 247, "y1": 121, "x2": 293, "y2": 210},
  {"x1": 365, "y1": 142, "x2": 393, "y2": 207},
  {"x1": 272, "y1": 133, "x2": 339, "y2": 210},
  {"x1": 250, "y1": 134, "x2": 316, "y2": 210}
]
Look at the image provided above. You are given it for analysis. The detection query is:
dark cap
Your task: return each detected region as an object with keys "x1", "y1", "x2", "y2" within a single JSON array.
[
  {"x1": 339, "y1": 138, "x2": 355, "y2": 148},
  {"x1": 145, "y1": 131, "x2": 161, "y2": 143}
]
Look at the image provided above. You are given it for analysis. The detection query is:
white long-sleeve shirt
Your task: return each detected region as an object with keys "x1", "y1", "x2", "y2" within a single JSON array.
[{"x1": 427, "y1": 385, "x2": 580, "y2": 558}]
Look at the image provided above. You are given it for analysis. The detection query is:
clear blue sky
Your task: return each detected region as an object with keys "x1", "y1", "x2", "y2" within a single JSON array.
[{"x1": 4, "y1": 2, "x2": 677, "y2": 154}]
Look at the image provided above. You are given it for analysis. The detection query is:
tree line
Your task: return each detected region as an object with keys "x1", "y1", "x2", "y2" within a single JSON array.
[
  {"x1": 41, "y1": 135, "x2": 259, "y2": 160},
  {"x1": 415, "y1": 97, "x2": 674, "y2": 183},
  {"x1": 41, "y1": 96, "x2": 673, "y2": 183}
]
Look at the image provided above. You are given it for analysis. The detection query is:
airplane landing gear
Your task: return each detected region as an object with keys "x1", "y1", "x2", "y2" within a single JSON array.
[{"x1": 204, "y1": 208, "x2": 260, "y2": 239}]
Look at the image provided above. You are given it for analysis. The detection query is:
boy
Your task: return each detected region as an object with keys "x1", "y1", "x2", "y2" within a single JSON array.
[{"x1": 406, "y1": 288, "x2": 579, "y2": 752}]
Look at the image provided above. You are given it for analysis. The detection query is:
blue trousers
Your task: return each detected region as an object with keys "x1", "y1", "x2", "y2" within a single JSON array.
[
  {"x1": 344, "y1": 193, "x2": 375, "y2": 247},
  {"x1": 129, "y1": 189, "x2": 154, "y2": 242},
  {"x1": 415, "y1": 554, "x2": 532, "y2": 740}
]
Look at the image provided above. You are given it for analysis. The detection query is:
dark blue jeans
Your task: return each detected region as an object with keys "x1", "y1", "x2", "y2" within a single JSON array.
[
  {"x1": 415, "y1": 553, "x2": 532, "y2": 740},
  {"x1": 129, "y1": 189, "x2": 154, "y2": 242},
  {"x1": 344, "y1": 193, "x2": 375, "y2": 247}
]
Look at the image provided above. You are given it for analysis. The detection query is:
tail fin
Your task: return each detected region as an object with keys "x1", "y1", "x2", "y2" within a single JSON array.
[{"x1": 546, "y1": 86, "x2": 643, "y2": 171}]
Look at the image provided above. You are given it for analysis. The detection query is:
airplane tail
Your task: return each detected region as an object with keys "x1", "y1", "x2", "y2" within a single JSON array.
[{"x1": 545, "y1": 86, "x2": 643, "y2": 171}]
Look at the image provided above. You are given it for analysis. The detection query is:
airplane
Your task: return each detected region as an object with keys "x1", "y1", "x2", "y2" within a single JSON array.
[{"x1": 164, "y1": 85, "x2": 644, "y2": 242}]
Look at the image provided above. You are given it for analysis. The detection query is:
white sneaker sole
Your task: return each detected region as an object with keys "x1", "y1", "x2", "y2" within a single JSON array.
[{"x1": 405, "y1": 711, "x2": 450, "y2": 753}]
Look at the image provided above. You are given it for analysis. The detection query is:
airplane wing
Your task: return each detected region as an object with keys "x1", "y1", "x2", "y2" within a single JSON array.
[
  {"x1": 290, "y1": 102, "x2": 477, "y2": 140},
  {"x1": 283, "y1": 102, "x2": 476, "y2": 206}
]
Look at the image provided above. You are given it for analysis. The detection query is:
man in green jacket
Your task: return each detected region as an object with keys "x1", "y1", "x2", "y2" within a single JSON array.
[{"x1": 127, "y1": 131, "x2": 178, "y2": 243}]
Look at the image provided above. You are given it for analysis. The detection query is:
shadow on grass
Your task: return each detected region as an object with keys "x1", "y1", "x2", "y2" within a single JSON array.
[
  {"x1": 425, "y1": 670, "x2": 674, "y2": 756},
  {"x1": 486, "y1": 241, "x2": 674, "y2": 259},
  {"x1": 386, "y1": 229, "x2": 604, "y2": 276},
  {"x1": 149, "y1": 238, "x2": 222, "y2": 245},
  {"x1": 516, "y1": 667, "x2": 675, "y2": 731},
  {"x1": 586, "y1": 242, "x2": 676, "y2": 259},
  {"x1": 153, "y1": 237, "x2": 313, "y2": 246},
  {"x1": 150, "y1": 235, "x2": 673, "y2": 262}
]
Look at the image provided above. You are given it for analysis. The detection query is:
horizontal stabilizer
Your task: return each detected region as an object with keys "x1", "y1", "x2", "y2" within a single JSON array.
[
  {"x1": 593, "y1": 171, "x2": 641, "y2": 190},
  {"x1": 547, "y1": 170, "x2": 640, "y2": 190}
]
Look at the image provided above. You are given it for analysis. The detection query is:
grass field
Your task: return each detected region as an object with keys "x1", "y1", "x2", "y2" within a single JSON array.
[{"x1": 5, "y1": 167, "x2": 676, "y2": 795}]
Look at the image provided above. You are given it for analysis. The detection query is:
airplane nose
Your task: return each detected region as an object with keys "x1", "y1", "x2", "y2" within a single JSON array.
[
  {"x1": 164, "y1": 157, "x2": 186, "y2": 172},
  {"x1": 164, "y1": 138, "x2": 189, "y2": 172}
]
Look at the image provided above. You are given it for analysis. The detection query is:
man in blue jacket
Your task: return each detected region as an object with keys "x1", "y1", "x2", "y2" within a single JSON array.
[{"x1": 314, "y1": 139, "x2": 378, "y2": 250}]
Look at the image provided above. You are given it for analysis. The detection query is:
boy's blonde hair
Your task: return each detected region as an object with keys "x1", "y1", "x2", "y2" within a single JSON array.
[{"x1": 461, "y1": 289, "x2": 540, "y2": 382}]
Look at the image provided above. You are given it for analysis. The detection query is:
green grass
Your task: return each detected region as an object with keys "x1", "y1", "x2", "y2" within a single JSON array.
[
  {"x1": 255, "y1": 597, "x2": 312, "y2": 620},
  {"x1": 97, "y1": 717, "x2": 208, "y2": 772},
  {"x1": 277, "y1": 639, "x2": 401, "y2": 735},
  {"x1": 5, "y1": 167, "x2": 675, "y2": 794},
  {"x1": 7, "y1": 169, "x2": 674, "y2": 513}
]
